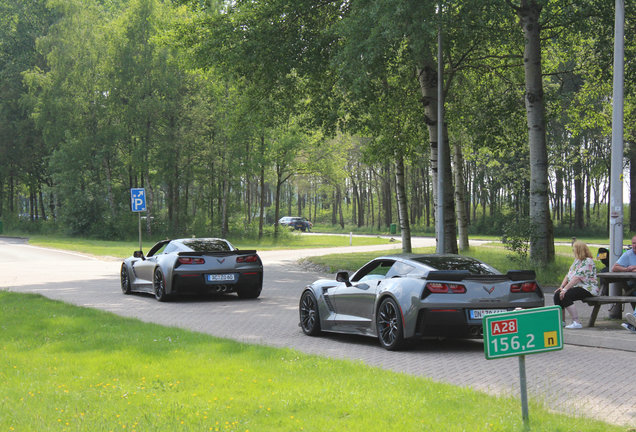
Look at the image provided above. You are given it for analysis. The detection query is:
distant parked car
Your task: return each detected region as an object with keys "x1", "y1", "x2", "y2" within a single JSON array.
[
  {"x1": 120, "y1": 238, "x2": 263, "y2": 301},
  {"x1": 278, "y1": 216, "x2": 312, "y2": 232}
]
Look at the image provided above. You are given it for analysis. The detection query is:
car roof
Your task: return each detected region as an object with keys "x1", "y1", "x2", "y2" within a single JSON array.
[
  {"x1": 172, "y1": 238, "x2": 234, "y2": 251},
  {"x1": 369, "y1": 253, "x2": 501, "y2": 275}
]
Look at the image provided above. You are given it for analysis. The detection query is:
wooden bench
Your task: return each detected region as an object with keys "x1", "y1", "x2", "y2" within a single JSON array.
[{"x1": 582, "y1": 296, "x2": 636, "y2": 327}]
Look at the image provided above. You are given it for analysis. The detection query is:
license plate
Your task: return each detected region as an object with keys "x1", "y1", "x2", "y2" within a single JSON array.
[
  {"x1": 206, "y1": 273, "x2": 236, "y2": 282},
  {"x1": 470, "y1": 309, "x2": 507, "y2": 319}
]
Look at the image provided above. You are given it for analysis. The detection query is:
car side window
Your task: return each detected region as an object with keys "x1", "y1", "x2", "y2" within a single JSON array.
[
  {"x1": 352, "y1": 260, "x2": 395, "y2": 282},
  {"x1": 162, "y1": 243, "x2": 177, "y2": 254},
  {"x1": 147, "y1": 241, "x2": 169, "y2": 257},
  {"x1": 385, "y1": 261, "x2": 415, "y2": 279}
]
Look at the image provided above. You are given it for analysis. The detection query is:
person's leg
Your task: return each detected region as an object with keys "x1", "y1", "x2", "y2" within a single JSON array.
[
  {"x1": 562, "y1": 287, "x2": 592, "y2": 327},
  {"x1": 553, "y1": 291, "x2": 564, "y2": 322},
  {"x1": 565, "y1": 305, "x2": 579, "y2": 322}
]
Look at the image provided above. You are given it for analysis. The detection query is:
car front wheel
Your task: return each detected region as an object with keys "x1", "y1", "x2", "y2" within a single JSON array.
[
  {"x1": 153, "y1": 268, "x2": 169, "y2": 302},
  {"x1": 299, "y1": 291, "x2": 321, "y2": 336},
  {"x1": 120, "y1": 264, "x2": 132, "y2": 295},
  {"x1": 376, "y1": 297, "x2": 404, "y2": 350}
]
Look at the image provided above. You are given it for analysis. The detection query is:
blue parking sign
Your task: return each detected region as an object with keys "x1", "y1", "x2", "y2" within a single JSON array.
[{"x1": 131, "y1": 188, "x2": 146, "y2": 212}]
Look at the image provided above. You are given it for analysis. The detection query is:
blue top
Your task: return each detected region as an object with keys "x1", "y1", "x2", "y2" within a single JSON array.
[{"x1": 616, "y1": 250, "x2": 636, "y2": 268}]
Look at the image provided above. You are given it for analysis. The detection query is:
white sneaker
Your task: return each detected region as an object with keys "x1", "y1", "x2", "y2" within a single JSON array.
[
  {"x1": 625, "y1": 313, "x2": 636, "y2": 328},
  {"x1": 621, "y1": 323, "x2": 636, "y2": 334},
  {"x1": 561, "y1": 321, "x2": 566, "y2": 327},
  {"x1": 565, "y1": 321, "x2": 582, "y2": 329}
]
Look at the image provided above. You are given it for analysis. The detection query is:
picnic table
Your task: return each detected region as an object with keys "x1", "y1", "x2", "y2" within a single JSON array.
[{"x1": 582, "y1": 272, "x2": 636, "y2": 327}]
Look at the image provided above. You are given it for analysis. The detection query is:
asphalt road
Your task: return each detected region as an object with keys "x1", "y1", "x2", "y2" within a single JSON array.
[{"x1": 0, "y1": 237, "x2": 634, "y2": 427}]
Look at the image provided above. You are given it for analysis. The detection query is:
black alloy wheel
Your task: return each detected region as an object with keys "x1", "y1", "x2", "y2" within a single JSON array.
[
  {"x1": 153, "y1": 268, "x2": 169, "y2": 302},
  {"x1": 299, "y1": 291, "x2": 321, "y2": 336},
  {"x1": 120, "y1": 264, "x2": 132, "y2": 294},
  {"x1": 376, "y1": 297, "x2": 404, "y2": 350}
]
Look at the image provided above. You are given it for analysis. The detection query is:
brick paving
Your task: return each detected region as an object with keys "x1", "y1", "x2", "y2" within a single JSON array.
[{"x1": 0, "y1": 238, "x2": 634, "y2": 427}]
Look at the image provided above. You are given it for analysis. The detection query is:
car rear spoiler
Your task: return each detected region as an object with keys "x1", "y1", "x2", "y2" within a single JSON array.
[
  {"x1": 426, "y1": 269, "x2": 536, "y2": 282},
  {"x1": 178, "y1": 250, "x2": 258, "y2": 256}
]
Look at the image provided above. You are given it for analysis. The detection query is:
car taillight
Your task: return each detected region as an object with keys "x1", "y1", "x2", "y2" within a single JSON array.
[
  {"x1": 511, "y1": 282, "x2": 538, "y2": 293},
  {"x1": 178, "y1": 257, "x2": 205, "y2": 265},
  {"x1": 426, "y1": 282, "x2": 466, "y2": 294},
  {"x1": 237, "y1": 255, "x2": 259, "y2": 263}
]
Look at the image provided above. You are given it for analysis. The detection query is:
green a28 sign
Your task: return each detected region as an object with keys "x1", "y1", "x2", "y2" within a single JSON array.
[{"x1": 483, "y1": 306, "x2": 563, "y2": 360}]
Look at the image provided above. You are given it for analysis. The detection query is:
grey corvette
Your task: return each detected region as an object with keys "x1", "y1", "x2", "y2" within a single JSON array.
[
  {"x1": 120, "y1": 238, "x2": 263, "y2": 301},
  {"x1": 299, "y1": 254, "x2": 544, "y2": 350}
]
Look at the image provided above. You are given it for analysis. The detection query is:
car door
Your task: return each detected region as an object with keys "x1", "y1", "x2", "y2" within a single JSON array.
[
  {"x1": 131, "y1": 241, "x2": 170, "y2": 286},
  {"x1": 331, "y1": 259, "x2": 395, "y2": 331}
]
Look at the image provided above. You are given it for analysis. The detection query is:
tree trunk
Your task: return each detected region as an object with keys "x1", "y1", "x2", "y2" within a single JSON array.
[
  {"x1": 337, "y1": 185, "x2": 344, "y2": 228},
  {"x1": 517, "y1": 0, "x2": 554, "y2": 264},
  {"x1": 395, "y1": 154, "x2": 412, "y2": 253},
  {"x1": 574, "y1": 159, "x2": 584, "y2": 230},
  {"x1": 416, "y1": 61, "x2": 458, "y2": 254},
  {"x1": 630, "y1": 145, "x2": 636, "y2": 231},
  {"x1": 453, "y1": 140, "x2": 469, "y2": 250},
  {"x1": 259, "y1": 135, "x2": 265, "y2": 239}
]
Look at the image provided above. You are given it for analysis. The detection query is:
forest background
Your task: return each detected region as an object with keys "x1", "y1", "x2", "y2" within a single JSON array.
[{"x1": 0, "y1": 0, "x2": 634, "y2": 265}]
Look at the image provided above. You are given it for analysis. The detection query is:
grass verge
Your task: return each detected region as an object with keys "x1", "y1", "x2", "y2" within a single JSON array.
[
  {"x1": 21, "y1": 234, "x2": 394, "y2": 259},
  {"x1": 0, "y1": 291, "x2": 624, "y2": 432}
]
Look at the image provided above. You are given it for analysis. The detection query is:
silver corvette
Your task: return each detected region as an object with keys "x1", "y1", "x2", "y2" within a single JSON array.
[
  {"x1": 299, "y1": 254, "x2": 544, "y2": 350},
  {"x1": 120, "y1": 238, "x2": 263, "y2": 301}
]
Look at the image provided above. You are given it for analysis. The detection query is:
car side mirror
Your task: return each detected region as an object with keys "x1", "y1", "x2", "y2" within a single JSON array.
[
  {"x1": 336, "y1": 271, "x2": 352, "y2": 287},
  {"x1": 133, "y1": 250, "x2": 145, "y2": 259}
]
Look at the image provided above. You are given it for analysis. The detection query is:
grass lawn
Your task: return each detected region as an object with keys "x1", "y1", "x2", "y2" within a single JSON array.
[
  {"x1": 22, "y1": 234, "x2": 394, "y2": 259},
  {"x1": 0, "y1": 291, "x2": 623, "y2": 432}
]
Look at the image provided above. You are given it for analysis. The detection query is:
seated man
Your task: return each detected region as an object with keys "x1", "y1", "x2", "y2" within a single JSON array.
[
  {"x1": 612, "y1": 236, "x2": 636, "y2": 329},
  {"x1": 611, "y1": 235, "x2": 636, "y2": 296}
]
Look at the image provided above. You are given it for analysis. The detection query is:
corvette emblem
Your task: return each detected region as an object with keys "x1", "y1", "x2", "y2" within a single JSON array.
[
  {"x1": 483, "y1": 286, "x2": 495, "y2": 294},
  {"x1": 217, "y1": 258, "x2": 225, "y2": 264}
]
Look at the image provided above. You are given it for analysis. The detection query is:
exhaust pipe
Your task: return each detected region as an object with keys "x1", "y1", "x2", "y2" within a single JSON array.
[{"x1": 469, "y1": 326, "x2": 484, "y2": 337}]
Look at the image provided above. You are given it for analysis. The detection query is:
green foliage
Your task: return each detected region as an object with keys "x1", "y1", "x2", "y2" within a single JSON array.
[
  {"x1": 1, "y1": 0, "x2": 634, "y2": 261},
  {"x1": 501, "y1": 216, "x2": 533, "y2": 264}
]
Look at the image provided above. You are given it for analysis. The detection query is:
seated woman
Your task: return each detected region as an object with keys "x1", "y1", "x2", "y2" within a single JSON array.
[{"x1": 555, "y1": 241, "x2": 599, "y2": 329}]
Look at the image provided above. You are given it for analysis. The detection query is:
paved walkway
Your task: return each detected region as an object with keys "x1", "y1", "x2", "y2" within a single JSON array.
[{"x1": 0, "y1": 237, "x2": 634, "y2": 427}]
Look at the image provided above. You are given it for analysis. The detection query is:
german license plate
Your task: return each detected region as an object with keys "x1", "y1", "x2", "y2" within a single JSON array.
[
  {"x1": 207, "y1": 273, "x2": 236, "y2": 282},
  {"x1": 470, "y1": 309, "x2": 507, "y2": 319}
]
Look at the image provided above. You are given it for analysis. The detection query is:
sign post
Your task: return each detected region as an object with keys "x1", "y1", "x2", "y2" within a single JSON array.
[
  {"x1": 483, "y1": 306, "x2": 563, "y2": 429},
  {"x1": 130, "y1": 188, "x2": 147, "y2": 252}
]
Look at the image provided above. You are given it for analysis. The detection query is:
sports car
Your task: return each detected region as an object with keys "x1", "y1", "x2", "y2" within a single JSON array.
[
  {"x1": 120, "y1": 238, "x2": 263, "y2": 301},
  {"x1": 299, "y1": 254, "x2": 544, "y2": 350}
]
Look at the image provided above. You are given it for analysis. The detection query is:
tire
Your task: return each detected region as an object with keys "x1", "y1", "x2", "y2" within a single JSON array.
[
  {"x1": 120, "y1": 264, "x2": 132, "y2": 295},
  {"x1": 153, "y1": 268, "x2": 169, "y2": 302},
  {"x1": 299, "y1": 291, "x2": 321, "y2": 336},
  {"x1": 237, "y1": 284, "x2": 262, "y2": 299},
  {"x1": 376, "y1": 297, "x2": 404, "y2": 350}
]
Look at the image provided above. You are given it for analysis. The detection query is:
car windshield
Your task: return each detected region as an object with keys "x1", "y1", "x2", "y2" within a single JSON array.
[
  {"x1": 181, "y1": 239, "x2": 232, "y2": 252},
  {"x1": 411, "y1": 255, "x2": 500, "y2": 275}
]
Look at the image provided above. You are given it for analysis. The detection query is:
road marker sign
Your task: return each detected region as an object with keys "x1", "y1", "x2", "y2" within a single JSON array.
[
  {"x1": 483, "y1": 306, "x2": 563, "y2": 428},
  {"x1": 484, "y1": 306, "x2": 563, "y2": 360}
]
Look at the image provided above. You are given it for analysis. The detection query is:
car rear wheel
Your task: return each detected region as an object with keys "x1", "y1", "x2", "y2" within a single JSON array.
[
  {"x1": 120, "y1": 264, "x2": 132, "y2": 295},
  {"x1": 153, "y1": 268, "x2": 169, "y2": 302},
  {"x1": 376, "y1": 297, "x2": 404, "y2": 350},
  {"x1": 237, "y1": 284, "x2": 261, "y2": 299},
  {"x1": 299, "y1": 291, "x2": 321, "y2": 336}
]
